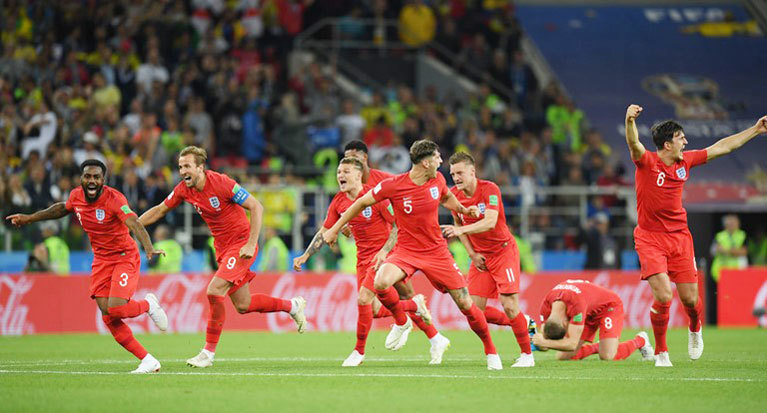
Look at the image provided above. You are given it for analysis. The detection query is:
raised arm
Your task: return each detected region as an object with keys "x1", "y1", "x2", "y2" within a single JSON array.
[
  {"x1": 124, "y1": 215, "x2": 164, "y2": 261},
  {"x1": 6, "y1": 202, "x2": 68, "y2": 227},
  {"x1": 705, "y1": 116, "x2": 767, "y2": 161},
  {"x1": 625, "y1": 104, "x2": 646, "y2": 161},
  {"x1": 322, "y1": 191, "x2": 377, "y2": 246},
  {"x1": 138, "y1": 201, "x2": 170, "y2": 227}
]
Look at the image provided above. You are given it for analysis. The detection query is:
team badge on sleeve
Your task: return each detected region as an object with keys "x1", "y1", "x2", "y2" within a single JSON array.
[
  {"x1": 429, "y1": 186, "x2": 439, "y2": 199},
  {"x1": 209, "y1": 196, "x2": 220, "y2": 209},
  {"x1": 120, "y1": 205, "x2": 133, "y2": 215},
  {"x1": 95, "y1": 209, "x2": 105, "y2": 221},
  {"x1": 676, "y1": 167, "x2": 686, "y2": 179},
  {"x1": 478, "y1": 203, "x2": 486, "y2": 214},
  {"x1": 362, "y1": 206, "x2": 373, "y2": 218}
]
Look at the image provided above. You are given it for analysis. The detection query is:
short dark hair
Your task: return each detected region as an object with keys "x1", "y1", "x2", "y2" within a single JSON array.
[
  {"x1": 80, "y1": 159, "x2": 107, "y2": 176},
  {"x1": 410, "y1": 139, "x2": 439, "y2": 164},
  {"x1": 344, "y1": 140, "x2": 368, "y2": 154},
  {"x1": 543, "y1": 320, "x2": 567, "y2": 340},
  {"x1": 339, "y1": 157, "x2": 364, "y2": 171},
  {"x1": 448, "y1": 151, "x2": 475, "y2": 165},
  {"x1": 651, "y1": 120, "x2": 684, "y2": 149}
]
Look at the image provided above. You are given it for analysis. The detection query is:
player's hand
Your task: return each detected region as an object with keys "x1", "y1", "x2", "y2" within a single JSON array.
[
  {"x1": 5, "y1": 214, "x2": 31, "y2": 227},
  {"x1": 322, "y1": 228, "x2": 339, "y2": 247},
  {"x1": 470, "y1": 252, "x2": 487, "y2": 271},
  {"x1": 146, "y1": 248, "x2": 166, "y2": 261},
  {"x1": 340, "y1": 225, "x2": 352, "y2": 238},
  {"x1": 239, "y1": 243, "x2": 257, "y2": 259},
  {"x1": 626, "y1": 104, "x2": 643, "y2": 122},
  {"x1": 532, "y1": 332, "x2": 546, "y2": 348},
  {"x1": 466, "y1": 205, "x2": 480, "y2": 218},
  {"x1": 440, "y1": 224, "x2": 463, "y2": 239},
  {"x1": 755, "y1": 115, "x2": 767, "y2": 134},
  {"x1": 293, "y1": 255, "x2": 308, "y2": 272},
  {"x1": 372, "y1": 249, "x2": 388, "y2": 271}
]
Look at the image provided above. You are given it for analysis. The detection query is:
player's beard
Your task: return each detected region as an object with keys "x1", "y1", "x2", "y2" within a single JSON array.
[{"x1": 82, "y1": 183, "x2": 103, "y2": 202}]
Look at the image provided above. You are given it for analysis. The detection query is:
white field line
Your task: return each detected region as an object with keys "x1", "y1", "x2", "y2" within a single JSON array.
[
  {"x1": 0, "y1": 356, "x2": 475, "y2": 366},
  {"x1": 0, "y1": 369, "x2": 762, "y2": 383}
]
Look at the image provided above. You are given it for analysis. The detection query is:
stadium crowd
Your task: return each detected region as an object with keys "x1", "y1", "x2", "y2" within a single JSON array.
[{"x1": 0, "y1": 0, "x2": 631, "y2": 263}]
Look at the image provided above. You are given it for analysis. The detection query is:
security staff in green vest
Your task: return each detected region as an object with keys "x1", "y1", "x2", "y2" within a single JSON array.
[
  {"x1": 748, "y1": 227, "x2": 767, "y2": 266},
  {"x1": 205, "y1": 236, "x2": 218, "y2": 272},
  {"x1": 449, "y1": 239, "x2": 471, "y2": 273},
  {"x1": 39, "y1": 221, "x2": 70, "y2": 275},
  {"x1": 514, "y1": 233, "x2": 537, "y2": 274},
  {"x1": 259, "y1": 227, "x2": 289, "y2": 272},
  {"x1": 149, "y1": 225, "x2": 183, "y2": 273},
  {"x1": 711, "y1": 214, "x2": 748, "y2": 282}
]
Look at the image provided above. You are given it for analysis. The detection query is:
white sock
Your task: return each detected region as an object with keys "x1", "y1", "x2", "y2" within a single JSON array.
[
  {"x1": 202, "y1": 349, "x2": 215, "y2": 360},
  {"x1": 142, "y1": 353, "x2": 155, "y2": 362},
  {"x1": 429, "y1": 333, "x2": 444, "y2": 345},
  {"x1": 289, "y1": 298, "x2": 297, "y2": 316}
]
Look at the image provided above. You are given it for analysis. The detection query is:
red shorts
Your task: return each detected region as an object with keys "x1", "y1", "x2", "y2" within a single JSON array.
[
  {"x1": 580, "y1": 303, "x2": 624, "y2": 343},
  {"x1": 384, "y1": 247, "x2": 466, "y2": 293},
  {"x1": 215, "y1": 244, "x2": 258, "y2": 289},
  {"x1": 468, "y1": 242, "x2": 521, "y2": 299},
  {"x1": 90, "y1": 250, "x2": 141, "y2": 299},
  {"x1": 634, "y1": 226, "x2": 698, "y2": 283}
]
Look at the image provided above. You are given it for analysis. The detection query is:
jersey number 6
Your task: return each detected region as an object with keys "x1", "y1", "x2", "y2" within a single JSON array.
[{"x1": 656, "y1": 172, "x2": 665, "y2": 187}]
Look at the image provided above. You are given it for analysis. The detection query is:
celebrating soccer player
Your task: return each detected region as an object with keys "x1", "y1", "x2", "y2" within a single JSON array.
[
  {"x1": 323, "y1": 139, "x2": 504, "y2": 370},
  {"x1": 440, "y1": 152, "x2": 534, "y2": 367},
  {"x1": 6, "y1": 160, "x2": 169, "y2": 373},
  {"x1": 625, "y1": 104, "x2": 767, "y2": 366},
  {"x1": 532, "y1": 279, "x2": 655, "y2": 362},
  {"x1": 293, "y1": 157, "x2": 450, "y2": 366},
  {"x1": 139, "y1": 146, "x2": 306, "y2": 368}
]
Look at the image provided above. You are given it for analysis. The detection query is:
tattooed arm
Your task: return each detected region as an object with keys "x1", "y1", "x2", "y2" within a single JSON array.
[
  {"x1": 371, "y1": 225, "x2": 398, "y2": 271},
  {"x1": 6, "y1": 202, "x2": 68, "y2": 227},
  {"x1": 293, "y1": 227, "x2": 327, "y2": 271}
]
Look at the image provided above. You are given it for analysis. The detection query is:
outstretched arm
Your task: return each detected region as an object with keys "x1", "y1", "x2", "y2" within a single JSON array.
[
  {"x1": 322, "y1": 191, "x2": 377, "y2": 246},
  {"x1": 293, "y1": 227, "x2": 328, "y2": 271},
  {"x1": 625, "y1": 104, "x2": 646, "y2": 161},
  {"x1": 6, "y1": 202, "x2": 68, "y2": 226},
  {"x1": 440, "y1": 191, "x2": 478, "y2": 217},
  {"x1": 238, "y1": 196, "x2": 263, "y2": 259},
  {"x1": 441, "y1": 209, "x2": 498, "y2": 237},
  {"x1": 706, "y1": 116, "x2": 767, "y2": 161},
  {"x1": 124, "y1": 216, "x2": 164, "y2": 261},
  {"x1": 138, "y1": 202, "x2": 170, "y2": 227}
]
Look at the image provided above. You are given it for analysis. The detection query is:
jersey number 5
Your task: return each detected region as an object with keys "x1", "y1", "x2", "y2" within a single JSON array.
[
  {"x1": 403, "y1": 199, "x2": 412, "y2": 214},
  {"x1": 656, "y1": 172, "x2": 665, "y2": 187}
]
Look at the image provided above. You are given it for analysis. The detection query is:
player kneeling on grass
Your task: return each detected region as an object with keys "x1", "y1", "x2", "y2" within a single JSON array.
[
  {"x1": 532, "y1": 280, "x2": 654, "y2": 362},
  {"x1": 6, "y1": 160, "x2": 169, "y2": 373},
  {"x1": 293, "y1": 157, "x2": 449, "y2": 367},
  {"x1": 139, "y1": 146, "x2": 306, "y2": 368}
]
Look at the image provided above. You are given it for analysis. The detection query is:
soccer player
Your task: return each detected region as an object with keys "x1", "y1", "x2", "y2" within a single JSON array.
[
  {"x1": 6, "y1": 160, "x2": 169, "y2": 373},
  {"x1": 293, "y1": 157, "x2": 450, "y2": 366},
  {"x1": 138, "y1": 146, "x2": 306, "y2": 368},
  {"x1": 532, "y1": 279, "x2": 654, "y2": 362},
  {"x1": 625, "y1": 104, "x2": 767, "y2": 366},
  {"x1": 440, "y1": 152, "x2": 534, "y2": 367},
  {"x1": 324, "y1": 140, "x2": 504, "y2": 370}
]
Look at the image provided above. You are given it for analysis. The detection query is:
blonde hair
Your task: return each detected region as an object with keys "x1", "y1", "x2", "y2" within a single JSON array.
[{"x1": 179, "y1": 146, "x2": 207, "y2": 166}]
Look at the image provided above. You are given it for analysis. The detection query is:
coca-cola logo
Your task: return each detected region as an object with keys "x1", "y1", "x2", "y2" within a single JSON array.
[
  {"x1": 0, "y1": 275, "x2": 35, "y2": 335},
  {"x1": 269, "y1": 273, "x2": 358, "y2": 332},
  {"x1": 95, "y1": 274, "x2": 208, "y2": 334}
]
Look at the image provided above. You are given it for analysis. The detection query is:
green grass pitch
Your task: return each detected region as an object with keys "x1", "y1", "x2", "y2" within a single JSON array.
[{"x1": 1, "y1": 328, "x2": 766, "y2": 412}]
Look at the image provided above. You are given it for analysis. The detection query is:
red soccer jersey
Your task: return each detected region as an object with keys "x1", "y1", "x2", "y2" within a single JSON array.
[
  {"x1": 539, "y1": 280, "x2": 621, "y2": 326},
  {"x1": 164, "y1": 170, "x2": 251, "y2": 254},
  {"x1": 451, "y1": 179, "x2": 513, "y2": 254},
  {"x1": 634, "y1": 149, "x2": 707, "y2": 232},
  {"x1": 323, "y1": 184, "x2": 395, "y2": 262},
  {"x1": 371, "y1": 172, "x2": 449, "y2": 253},
  {"x1": 366, "y1": 168, "x2": 393, "y2": 186},
  {"x1": 65, "y1": 186, "x2": 138, "y2": 257}
]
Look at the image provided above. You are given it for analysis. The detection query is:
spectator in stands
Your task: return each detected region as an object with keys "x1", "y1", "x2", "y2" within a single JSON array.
[
  {"x1": 398, "y1": 0, "x2": 436, "y2": 47},
  {"x1": 363, "y1": 115, "x2": 397, "y2": 148},
  {"x1": 710, "y1": 214, "x2": 748, "y2": 282},
  {"x1": 580, "y1": 212, "x2": 619, "y2": 270},
  {"x1": 360, "y1": 92, "x2": 391, "y2": 129},
  {"x1": 136, "y1": 47, "x2": 169, "y2": 95},
  {"x1": 21, "y1": 98, "x2": 57, "y2": 159},
  {"x1": 73, "y1": 132, "x2": 108, "y2": 166},
  {"x1": 336, "y1": 99, "x2": 366, "y2": 146},
  {"x1": 8, "y1": 173, "x2": 31, "y2": 213},
  {"x1": 435, "y1": 17, "x2": 461, "y2": 53},
  {"x1": 149, "y1": 225, "x2": 183, "y2": 274},
  {"x1": 508, "y1": 50, "x2": 538, "y2": 110},
  {"x1": 24, "y1": 163, "x2": 53, "y2": 212},
  {"x1": 546, "y1": 95, "x2": 585, "y2": 151},
  {"x1": 259, "y1": 227, "x2": 289, "y2": 272}
]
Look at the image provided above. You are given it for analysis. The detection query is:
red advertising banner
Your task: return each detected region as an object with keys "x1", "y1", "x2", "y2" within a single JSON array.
[
  {"x1": 0, "y1": 271, "x2": 698, "y2": 335},
  {"x1": 718, "y1": 267, "x2": 767, "y2": 327}
]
